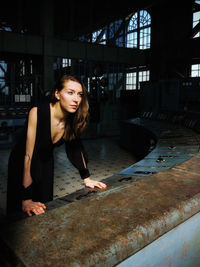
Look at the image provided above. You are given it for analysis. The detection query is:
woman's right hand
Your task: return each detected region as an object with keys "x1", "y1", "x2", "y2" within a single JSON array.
[{"x1": 22, "y1": 199, "x2": 46, "y2": 216}]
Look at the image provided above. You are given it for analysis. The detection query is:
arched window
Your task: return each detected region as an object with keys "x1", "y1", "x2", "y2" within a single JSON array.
[
  {"x1": 191, "y1": 1, "x2": 200, "y2": 76},
  {"x1": 109, "y1": 19, "x2": 124, "y2": 47},
  {"x1": 126, "y1": 10, "x2": 151, "y2": 49},
  {"x1": 92, "y1": 29, "x2": 107, "y2": 44},
  {"x1": 0, "y1": 21, "x2": 12, "y2": 32},
  {"x1": 192, "y1": 0, "x2": 200, "y2": 38}
]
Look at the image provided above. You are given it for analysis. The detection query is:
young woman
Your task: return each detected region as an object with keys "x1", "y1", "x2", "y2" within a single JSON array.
[{"x1": 7, "y1": 75, "x2": 107, "y2": 217}]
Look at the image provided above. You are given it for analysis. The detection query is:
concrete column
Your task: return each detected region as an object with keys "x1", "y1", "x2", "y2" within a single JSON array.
[
  {"x1": 40, "y1": 0, "x2": 54, "y2": 36},
  {"x1": 40, "y1": 0, "x2": 54, "y2": 92},
  {"x1": 150, "y1": 1, "x2": 193, "y2": 80},
  {"x1": 43, "y1": 53, "x2": 54, "y2": 92},
  {"x1": 16, "y1": 0, "x2": 23, "y2": 33}
]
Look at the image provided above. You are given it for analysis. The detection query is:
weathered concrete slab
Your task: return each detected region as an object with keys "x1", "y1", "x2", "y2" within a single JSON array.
[
  {"x1": 1, "y1": 116, "x2": 200, "y2": 266},
  {"x1": 1, "y1": 154, "x2": 200, "y2": 266}
]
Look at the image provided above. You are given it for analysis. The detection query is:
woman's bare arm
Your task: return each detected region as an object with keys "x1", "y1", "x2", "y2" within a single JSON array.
[
  {"x1": 23, "y1": 107, "x2": 37, "y2": 188},
  {"x1": 81, "y1": 152, "x2": 107, "y2": 189},
  {"x1": 21, "y1": 107, "x2": 46, "y2": 216}
]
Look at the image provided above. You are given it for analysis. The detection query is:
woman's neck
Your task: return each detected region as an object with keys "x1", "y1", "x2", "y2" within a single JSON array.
[{"x1": 50, "y1": 102, "x2": 68, "y2": 123}]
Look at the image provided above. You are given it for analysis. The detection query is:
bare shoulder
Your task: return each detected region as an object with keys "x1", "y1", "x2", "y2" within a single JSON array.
[{"x1": 28, "y1": 107, "x2": 38, "y2": 123}]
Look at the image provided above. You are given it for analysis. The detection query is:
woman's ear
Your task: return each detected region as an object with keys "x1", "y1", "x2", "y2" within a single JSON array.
[{"x1": 55, "y1": 90, "x2": 60, "y2": 100}]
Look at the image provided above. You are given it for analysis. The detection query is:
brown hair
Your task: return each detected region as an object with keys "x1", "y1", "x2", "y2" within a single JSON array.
[{"x1": 50, "y1": 75, "x2": 89, "y2": 141}]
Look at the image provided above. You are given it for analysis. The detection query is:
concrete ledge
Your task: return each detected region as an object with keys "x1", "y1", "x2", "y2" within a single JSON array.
[
  {"x1": 1, "y1": 115, "x2": 200, "y2": 266},
  {"x1": 1, "y1": 153, "x2": 200, "y2": 266}
]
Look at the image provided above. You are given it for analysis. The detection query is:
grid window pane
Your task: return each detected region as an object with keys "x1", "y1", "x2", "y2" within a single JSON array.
[
  {"x1": 116, "y1": 36, "x2": 124, "y2": 47},
  {"x1": 193, "y1": 11, "x2": 200, "y2": 27},
  {"x1": 127, "y1": 10, "x2": 151, "y2": 49},
  {"x1": 62, "y1": 58, "x2": 71, "y2": 67},
  {"x1": 128, "y1": 13, "x2": 138, "y2": 31},
  {"x1": 191, "y1": 64, "x2": 200, "y2": 77},
  {"x1": 0, "y1": 61, "x2": 7, "y2": 78},
  {"x1": 92, "y1": 29, "x2": 106, "y2": 44},
  {"x1": 140, "y1": 28, "x2": 151, "y2": 49},
  {"x1": 193, "y1": 11, "x2": 200, "y2": 38},
  {"x1": 140, "y1": 10, "x2": 151, "y2": 27},
  {"x1": 109, "y1": 20, "x2": 122, "y2": 39},
  {"x1": 92, "y1": 30, "x2": 101, "y2": 42},
  {"x1": 127, "y1": 32, "x2": 137, "y2": 48},
  {"x1": 126, "y1": 72, "x2": 137, "y2": 90},
  {"x1": 138, "y1": 70, "x2": 150, "y2": 89}
]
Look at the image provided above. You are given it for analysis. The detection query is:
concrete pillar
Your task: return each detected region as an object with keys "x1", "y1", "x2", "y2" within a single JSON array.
[
  {"x1": 40, "y1": 0, "x2": 54, "y2": 92},
  {"x1": 150, "y1": 1, "x2": 193, "y2": 80},
  {"x1": 43, "y1": 53, "x2": 54, "y2": 92},
  {"x1": 16, "y1": 0, "x2": 23, "y2": 33}
]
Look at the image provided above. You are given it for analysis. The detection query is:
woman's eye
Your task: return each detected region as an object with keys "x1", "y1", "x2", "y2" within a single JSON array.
[
  {"x1": 67, "y1": 91, "x2": 73, "y2": 95},
  {"x1": 78, "y1": 94, "x2": 84, "y2": 97}
]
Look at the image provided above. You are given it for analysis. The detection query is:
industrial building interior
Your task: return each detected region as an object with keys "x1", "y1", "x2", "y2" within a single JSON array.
[
  {"x1": 0, "y1": 0, "x2": 200, "y2": 222},
  {"x1": 1, "y1": 0, "x2": 200, "y2": 265}
]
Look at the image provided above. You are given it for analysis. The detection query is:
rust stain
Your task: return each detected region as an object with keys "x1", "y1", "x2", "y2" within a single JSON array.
[
  {"x1": 181, "y1": 242, "x2": 190, "y2": 260},
  {"x1": 1, "y1": 155, "x2": 200, "y2": 266},
  {"x1": 165, "y1": 256, "x2": 172, "y2": 267}
]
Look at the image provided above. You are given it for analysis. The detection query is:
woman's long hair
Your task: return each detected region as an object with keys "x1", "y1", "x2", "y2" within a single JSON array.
[{"x1": 50, "y1": 75, "x2": 89, "y2": 141}]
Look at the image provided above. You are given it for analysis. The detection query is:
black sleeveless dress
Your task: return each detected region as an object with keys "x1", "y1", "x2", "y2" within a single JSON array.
[{"x1": 6, "y1": 101, "x2": 90, "y2": 215}]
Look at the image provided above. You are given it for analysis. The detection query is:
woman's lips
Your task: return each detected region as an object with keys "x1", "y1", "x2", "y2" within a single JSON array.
[{"x1": 71, "y1": 105, "x2": 77, "y2": 109}]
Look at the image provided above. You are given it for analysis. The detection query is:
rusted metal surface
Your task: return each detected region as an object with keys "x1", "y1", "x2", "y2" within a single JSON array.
[
  {"x1": 117, "y1": 211, "x2": 200, "y2": 267},
  {"x1": 1, "y1": 117, "x2": 200, "y2": 266},
  {"x1": 120, "y1": 118, "x2": 200, "y2": 177},
  {"x1": 1, "y1": 154, "x2": 200, "y2": 266}
]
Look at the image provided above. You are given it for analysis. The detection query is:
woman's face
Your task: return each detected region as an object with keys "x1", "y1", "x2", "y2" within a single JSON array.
[{"x1": 55, "y1": 80, "x2": 83, "y2": 113}]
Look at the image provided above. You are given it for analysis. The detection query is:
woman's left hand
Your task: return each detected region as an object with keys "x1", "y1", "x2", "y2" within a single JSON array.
[{"x1": 84, "y1": 177, "x2": 107, "y2": 189}]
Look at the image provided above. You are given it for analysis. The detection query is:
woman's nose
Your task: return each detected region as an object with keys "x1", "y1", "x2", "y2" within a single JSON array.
[{"x1": 73, "y1": 94, "x2": 79, "y2": 102}]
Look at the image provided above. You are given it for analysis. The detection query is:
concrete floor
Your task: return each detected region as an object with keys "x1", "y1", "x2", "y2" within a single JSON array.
[{"x1": 0, "y1": 136, "x2": 136, "y2": 216}]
